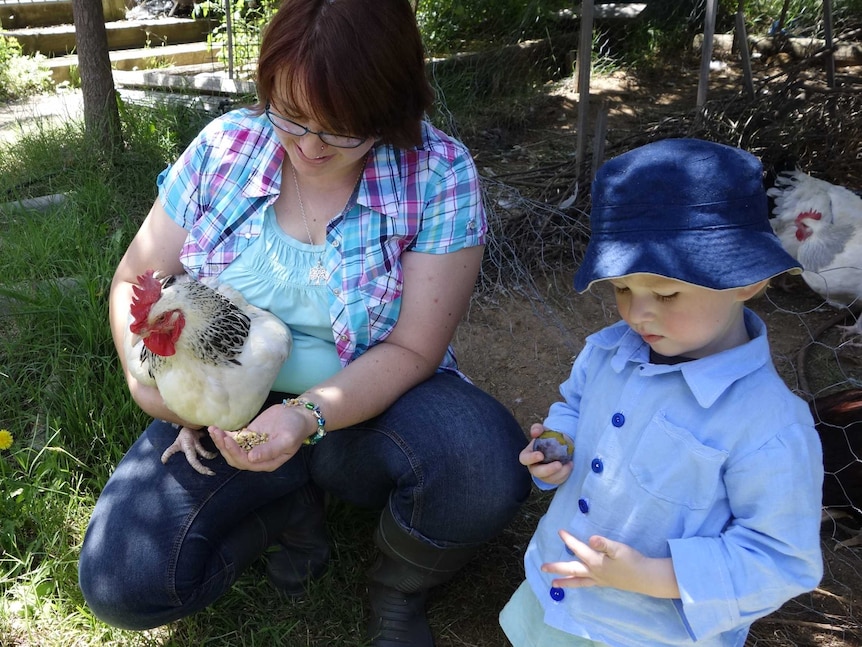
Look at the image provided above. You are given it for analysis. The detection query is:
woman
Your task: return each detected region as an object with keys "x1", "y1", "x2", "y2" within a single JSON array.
[{"x1": 77, "y1": 1, "x2": 530, "y2": 645}]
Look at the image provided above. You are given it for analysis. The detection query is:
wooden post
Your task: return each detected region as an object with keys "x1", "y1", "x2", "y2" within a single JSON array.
[
  {"x1": 575, "y1": 0, "x2": 594, "y2": 180},
  {"x1": 777, "y1": 0, "x2": 790, "y2": 33},
  {"x1": 735, "y1": 1, "x2": 754, "y2": 98},
  {"x1": 591, "y1": 99, "x2": 608, "y2": 182},
  {"x1": 823, "y1": 0, "x2": 836, "y2": 88},
  {"x1": 224, "y1": 0, "x2": 234, "y2": 79},
  {"x1": 696, "y1": 0, "x2": 718, "y2": 108}
]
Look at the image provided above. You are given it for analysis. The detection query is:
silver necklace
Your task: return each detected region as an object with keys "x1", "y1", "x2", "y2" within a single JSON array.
[{"x1": 291, "y1": 164, "x2": 329, "y2": 285}]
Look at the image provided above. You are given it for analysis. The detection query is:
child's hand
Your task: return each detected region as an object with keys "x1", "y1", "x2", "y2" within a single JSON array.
[
  {"x1": 520, "y1": 423, "x2": 573, "y2": 486},
  {"x1": 541, "y1": 530, "x2": 680, "y2": 599}
]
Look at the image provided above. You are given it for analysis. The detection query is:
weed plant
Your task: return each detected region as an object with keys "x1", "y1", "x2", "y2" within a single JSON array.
[{"x1": 0, "y1": 37, "x2": 53, "y2": 102}]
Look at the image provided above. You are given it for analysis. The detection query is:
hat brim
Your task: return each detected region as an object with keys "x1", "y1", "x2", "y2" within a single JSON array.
[{"x1": 574, "y1": 227, "x2": 802, "y2": 292}]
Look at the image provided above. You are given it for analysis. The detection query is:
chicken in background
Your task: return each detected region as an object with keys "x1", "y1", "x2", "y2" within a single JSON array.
[
  {"x1": 810, "y1": 388, "x2": 862, "y2": 548},
  {"x1": 125, "y1": 270, "x2": 292, "y2": 475},
  {"x1": 767, "y1": 168, "x2": 862, "y2": 339}
]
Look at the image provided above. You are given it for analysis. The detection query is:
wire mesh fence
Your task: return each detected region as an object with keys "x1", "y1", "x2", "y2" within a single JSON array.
[{"x1": 441, "y1": 21, "x2": 862, "y2": 643}]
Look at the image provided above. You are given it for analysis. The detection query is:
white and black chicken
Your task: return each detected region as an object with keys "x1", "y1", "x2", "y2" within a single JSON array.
[
  {"x1": 767, "y1": 168, "x2": 862, "y2": 338},
  {"x1": 126, "y1": 270, "x2": 292, "y2": 475}
]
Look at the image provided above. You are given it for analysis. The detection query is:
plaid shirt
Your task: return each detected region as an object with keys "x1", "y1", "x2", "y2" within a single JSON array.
[{"x1": 157, "y1": 109, "x2": 486, "y2": 372}]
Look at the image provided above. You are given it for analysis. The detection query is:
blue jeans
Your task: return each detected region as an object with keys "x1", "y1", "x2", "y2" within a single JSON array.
[{"x1": 78, "y1": 373, "x2": 531, "y2": 629}]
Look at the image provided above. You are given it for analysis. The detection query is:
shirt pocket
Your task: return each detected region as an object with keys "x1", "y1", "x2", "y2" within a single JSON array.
[
  {"x1": 355, "y1": 218, "x2": 410, "y2": 331},
  {"x1": 358, "y1": 266, "x2": 403, "y2": 329},
  {"x1": 628, "y1": 413, "x2": 728, "y2": 510}
]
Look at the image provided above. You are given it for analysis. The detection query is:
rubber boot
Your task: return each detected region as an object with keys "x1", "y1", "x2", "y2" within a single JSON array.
[
  {"x1": 266, "y1": 482, "x2": 331, "y2": 597},
  {"x1": 366, "y1": 506, "x2": 477, "y2": 647}
]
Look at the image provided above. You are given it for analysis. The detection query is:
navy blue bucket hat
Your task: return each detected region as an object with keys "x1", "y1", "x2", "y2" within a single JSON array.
[{"x1": 574, "y1": 138, "x2": 801, "y2": 292}]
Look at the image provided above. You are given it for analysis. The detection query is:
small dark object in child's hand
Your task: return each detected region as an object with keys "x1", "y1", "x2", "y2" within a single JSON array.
[{"x1": 534, "y1": 430, "x2": 574, "y2": 464}]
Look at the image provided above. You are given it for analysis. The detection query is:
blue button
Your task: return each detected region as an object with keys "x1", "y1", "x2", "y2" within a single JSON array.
[
  {"x1": 611, "y1": 412, "x2": 625, "y2": 427},
  {"x1": 550, "y1": 587, "x2": 565, "y2": 601},
  {"x1": 591, "y1": 458, "x2": 604, "y2": 473},
  {"x1": 565, "y1": 545, "x2": 575, "y2": 556},
  {"x1": 578, "y1": 498, "x2": 589, "y2": 514}
]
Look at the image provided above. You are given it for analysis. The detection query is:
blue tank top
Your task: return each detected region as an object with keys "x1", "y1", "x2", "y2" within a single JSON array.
[{"x1": 219, "y1": 207, "x2": 342, "y2": 394}]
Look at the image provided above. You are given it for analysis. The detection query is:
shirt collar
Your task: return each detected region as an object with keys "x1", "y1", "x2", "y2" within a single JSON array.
[
  {"x1": 242, "y1": 115, "x2": 286, "y2": 198},
  {"x1": 356, "y1": 141, "x2": 405, "y2": 219},
  {"x1": 591, "y1": 309, "x2": 772, "y2": 408}
]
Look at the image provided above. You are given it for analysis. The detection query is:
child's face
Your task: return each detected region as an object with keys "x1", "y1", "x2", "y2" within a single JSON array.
[{"x1": 608, "y1": 274, "x2": 761, "y2": 359}]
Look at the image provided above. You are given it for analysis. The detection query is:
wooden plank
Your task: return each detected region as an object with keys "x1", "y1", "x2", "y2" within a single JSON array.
[
  {"x1": 44, "y1": 41, "x2": 222, "y2": 84},
  {"x1": 735, "y1": 1, "x2": 754, "y2": 98},
  {"x1": 591, "y1": 99, "x2": 608, "y2": 182},
  {"x1": 1, "y1": 17, "x2": 215, "y2": 56},
  {"x1": 112, "y1": 67, "x2": 254, "y2": 96},
  {"x1": 0, "y1": 193, "x2": 68, "y2": 214},
  {"x1": 823, "y1": 0, "x2": 836, "y2": 88},
  {"x1": 696, "y1": 0, "x2": 718, "y2": 108},
  {"x1": 575, "y1": 0, "x2": 593, "y2": 180}
]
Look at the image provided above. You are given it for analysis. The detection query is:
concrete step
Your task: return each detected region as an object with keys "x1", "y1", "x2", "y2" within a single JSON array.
[
  {"x1": 45, "y1": 40, "x2": 222, "y2": 84},
  {"x1": 2, "y1": 17, "x2": 216, "y2": 56}
]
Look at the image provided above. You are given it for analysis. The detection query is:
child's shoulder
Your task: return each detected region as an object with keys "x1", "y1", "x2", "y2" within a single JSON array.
[
  {"x1": 585, "y1": 319, "x2": 631, "y2": 348},
  {"x1": 730, "y1": 366, "x2": 809, "y2": 412}
]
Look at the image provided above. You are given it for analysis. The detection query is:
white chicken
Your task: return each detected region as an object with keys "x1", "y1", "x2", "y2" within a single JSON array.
[
  {"x1": 767, "y1": 169, "x2": 862, "y2": 338},
  {"x1": 125, "y1": 270, "x2": 292, "y2": 475}
]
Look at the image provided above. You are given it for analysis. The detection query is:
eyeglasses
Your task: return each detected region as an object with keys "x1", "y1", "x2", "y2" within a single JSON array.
[{"x1": 265, "y1": 102, "x2": 367, "y2": 149}]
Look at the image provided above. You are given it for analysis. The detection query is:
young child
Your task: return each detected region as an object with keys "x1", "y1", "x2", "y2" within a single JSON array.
[{"x1": 501, "y1": 139, "x2": 824, "y2": 647}]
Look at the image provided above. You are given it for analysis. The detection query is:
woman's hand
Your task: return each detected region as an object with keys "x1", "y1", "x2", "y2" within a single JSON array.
[
  {"x1": 208, "y1": 402, "x2": 316, "y2": 472},
  {"x1": 542, "y1": 530, "x2": 680, "y2": 599},
  {"x1": 520, "y1": 423, "x2": 573, "y2": 486}
]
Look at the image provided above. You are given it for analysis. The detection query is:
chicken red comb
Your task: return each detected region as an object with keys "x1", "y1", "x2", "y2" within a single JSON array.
[
  {"x1": 129, "y1": 270, "x2": 162, "y2": 331},
  {"x1": 796, "y1": 209, "x2": 822, "y2": 222}
]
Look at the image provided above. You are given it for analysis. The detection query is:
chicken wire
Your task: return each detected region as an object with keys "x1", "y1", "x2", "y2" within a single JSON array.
[{"x1": 435, "y1": 34, "x2": 862, "y2": 644}]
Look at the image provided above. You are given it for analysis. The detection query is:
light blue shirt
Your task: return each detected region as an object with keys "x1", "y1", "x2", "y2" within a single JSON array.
[
  {"x1": 524, "y1": 309, "x2": 823, "y2": 646},
  {"x1": 218, "y1": 208, "x2": 342, "y2": 394}
]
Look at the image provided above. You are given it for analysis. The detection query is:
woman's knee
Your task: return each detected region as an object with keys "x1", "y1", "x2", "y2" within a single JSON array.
[{"x1": 78, "y1": 543, "x2": 160, "y2": 630}]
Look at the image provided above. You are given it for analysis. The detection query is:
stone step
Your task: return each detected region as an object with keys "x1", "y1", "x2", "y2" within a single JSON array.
[
  {"x1": 1, "y1": 17, "x2": 216, "y2": 56},
  {"x1": 45, "y1": 40, "x2": 222, "y2": 84}
]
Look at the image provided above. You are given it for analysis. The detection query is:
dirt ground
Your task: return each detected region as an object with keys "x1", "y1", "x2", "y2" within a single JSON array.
[{"x1": 446, "y1": 57, "x2": 862, "y2": 646}]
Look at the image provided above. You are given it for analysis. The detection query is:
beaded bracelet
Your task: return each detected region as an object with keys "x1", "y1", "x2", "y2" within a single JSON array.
[{"x1": 283, "y1": 398, "x2": 327, "y2": 445}]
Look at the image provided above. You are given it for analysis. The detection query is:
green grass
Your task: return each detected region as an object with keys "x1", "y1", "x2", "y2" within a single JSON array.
[{"x1": 0, "y1": 104, "x2": 165, "y2": 646}]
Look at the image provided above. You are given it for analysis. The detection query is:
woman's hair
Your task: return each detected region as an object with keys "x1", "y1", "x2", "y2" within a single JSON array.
[{"x1": 254, "y1": 0, "x2": 434, "y2": 148}]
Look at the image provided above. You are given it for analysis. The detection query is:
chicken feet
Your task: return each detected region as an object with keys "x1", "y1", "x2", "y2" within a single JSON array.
[
  {"x1": 838, "y1": 314, "x2": 862, "y2": 349},
  {"x1": 161, "y1": 425, "x2": 218, "y2": 476}
]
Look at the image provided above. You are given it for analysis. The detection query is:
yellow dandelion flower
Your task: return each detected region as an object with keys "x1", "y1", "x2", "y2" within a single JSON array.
[{"x1": 0, "y1": 429, "x2": 13, "y2": 451}]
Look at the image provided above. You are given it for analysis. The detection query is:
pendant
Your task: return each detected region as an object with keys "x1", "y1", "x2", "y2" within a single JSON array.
[{"x1": 309, "y1": 258, "x2": 328, "y2": 285}]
